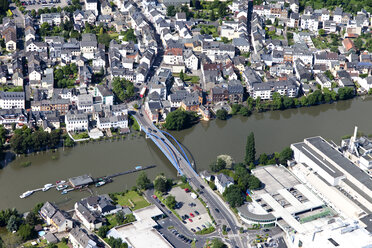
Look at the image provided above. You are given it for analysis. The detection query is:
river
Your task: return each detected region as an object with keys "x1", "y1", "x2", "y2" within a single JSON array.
[{"x1": 2, "y1": 97, "x2": 372, "y2": 212}]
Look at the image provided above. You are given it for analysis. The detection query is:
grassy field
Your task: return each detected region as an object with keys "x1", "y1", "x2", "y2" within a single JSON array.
[{"x1": 113, "y1": 191, "x2": 150, "y2": 210}]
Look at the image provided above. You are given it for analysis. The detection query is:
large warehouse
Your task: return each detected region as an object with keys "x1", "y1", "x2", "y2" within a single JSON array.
[{"x1": 291, "y1": 136, "x2": 372, "y2": 221}]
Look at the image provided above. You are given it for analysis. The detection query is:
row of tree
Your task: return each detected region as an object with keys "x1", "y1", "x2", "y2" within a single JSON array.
[
  {"x1": 247, "y1": 87, "x2": 355, "y2": 113},
  {"x1": 10, "y1": 127, "x2": 62, "y2": 154}
]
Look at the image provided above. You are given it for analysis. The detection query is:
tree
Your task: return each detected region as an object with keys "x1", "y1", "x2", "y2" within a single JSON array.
[
  {"x1": 354, "y1": 37, "x2": 363, "y2": 50},
  {"x1": 318, "y1": 29, "x2": 325, "y2": 36},
  {"x1": 64, "y1": 135, "x2": 75, "y2": 147},
  {"x1": 223, "y1": 185, "x2": 244, "y2": 208},
  {"x1": 25, "y1": 212, "x2": 38, "y2": 226},
  {"x1": 218, "y1": 3, "x2": 226, "y2": 18},
  {"x1": 238, "y1": 107, "x2": 251, "y2": 116},
  {"x1": 115, "y1": 211, "x2": 125, "y2": 225},
  {"x1": 112, "y1": 77, "x2": 135, "y2": 102},
  {"x1": 136, "y1": 172, "x2": 151, "y2": 190},
  {"x1": 98, "y1": 225, "x2": 110, "y2": 238},
  {"x1": 6, "y1": 215, "x2": 18, "y2": 232},
  {"x1": 279, "y1": 147, "x2": 293, "y2": 164},
  {"x1": 231, "y1": 104, "x2": 241, "y2": 115},
  {"x1": 165, "y1": 195, "x2": 177, "y2": 209},
  {"x1": 98, "y1": 33, "x2": 112, "y2": 47},
  {"x1": 245, "y1": 132, "x2": 256, "y2": 165},
  {"x1": 166, "y1": 5, "x2": 176, "y2": 16},
  {"x1": 154, "y1": 175, "x2": 170, "y2": 193},
  {"x1": 107, "y1": 237, "x2": 128, "y2": 248},
  {"x1": 17, "y1": 224, "x2": 36, "y2": 241},
  {"x1": 216, "y1": 109, "x2": 228, "y2": 120},
  {"x1": 209, "y1": 158, "x2": 226, "y2": 172},
  {"x1": 122, "y1": 29, "x2": 137, "y2": 43},
  {"x1": 259, "y1": 153, "x2": 268, "y2": 165},
  {"x1": 338, "y1": 87, "x2": 355, "y2": 100},
  {"x1": 179, "y1": 70, "x2": 185, "y2": 81},
  {"x1": 163, "y1": 109, "x2": 197, "y2": 131},
  {"x1": 210, "y1": 238, "x2": 227, "y2": 248},
  {"x1": 247, "y1": 175, "x2": 261, "y2": 189},
  {"x1": 210, "y1": 10, "x2": 216, "y2": 21}
]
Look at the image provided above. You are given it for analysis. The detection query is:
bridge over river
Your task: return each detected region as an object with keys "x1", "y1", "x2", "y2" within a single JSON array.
[{"x1": 132, "y1": 110, "x2": 246, "y2": 248}]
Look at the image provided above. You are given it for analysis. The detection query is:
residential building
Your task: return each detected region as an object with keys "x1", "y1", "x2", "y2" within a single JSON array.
[{"x1": 215, "y1": 173, "x2": 234, "y2": 194}]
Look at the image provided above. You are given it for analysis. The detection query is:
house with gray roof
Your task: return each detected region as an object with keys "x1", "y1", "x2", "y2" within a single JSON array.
[
  {"x1": 215, "y1": 173, "x2": 234, "y2": 194},
  {"x1": 69, "y1": 227, "x2": 98, "y2": 248}
]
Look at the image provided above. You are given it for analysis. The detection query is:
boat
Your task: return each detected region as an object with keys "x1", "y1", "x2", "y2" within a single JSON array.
[
  {"x1": 56, "y1": 180, "x2": 66, "y2": 185},
  {"x1": 42, "y1": 184, "x2": 53, "y2": 192},
  {"x1": 95, "y1": 181, "x2": 105, "y2": 187},
  {"x1": 20, "y1": 191, "x2": 34, "y2": 199},
  {"x1": 56, "y1": 184, "x2": 68, "y2": 191},
  {"x1": 135, "y1": 166, "x2": 142, "y2": 170},
  {"x1": 61, "y1": 190, "x2": 68, "y2": 195}
]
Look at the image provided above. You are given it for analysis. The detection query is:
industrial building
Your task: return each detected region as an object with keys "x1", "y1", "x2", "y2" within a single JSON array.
[{"x1": 107, "y1": 205, "x2": 171, "y2": 248}]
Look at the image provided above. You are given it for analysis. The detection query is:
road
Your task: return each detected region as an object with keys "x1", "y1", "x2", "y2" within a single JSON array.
[{"x1": 133, "y1": 111, "x2": 247, "y2": 248}]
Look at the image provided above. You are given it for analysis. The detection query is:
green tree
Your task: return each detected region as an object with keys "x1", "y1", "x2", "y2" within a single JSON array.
[
  {"x1": 210, "y1": 238, "x2": 227, "y2": 248},
  {"x1": 6, "y1": 215, "x2": 18, "y2": 232},
  {"x1": 238, "y1": 107, "x2": 251, "y2": 116},
  {"x1": 166, "y1": 5, "x2": 176, "y2": 16},
  {"x1": 223, "y1": 185, "x2": 244, "y2": 208},
  {"x1": 216, "y1": 109, "x2": 228, "y2": 120},
  {"x1": 98, "y1": 33, "x2": 112, "y2": 47},
  {"x1": 25, "y1": 212, "x2": 38, "y2": 226},
  {"x1": 259, "y1": 153, "x2": 268, "y2": 165},
  {"x1": 123, "y1": 29, "x2": 137, "y2": 43},
  {"x1": 338, "y1": 87, "x2": 355, "y2": 100},
  {"x1": 163, "y1": 110, "x2": 197, "y2": 131},
  {"x1": 318, "y1": 29, "x2": 325, "y2": 36},
  {"x1": 112, "y1": 77, "x2": 135, "y2": 102},
  {"x1": 64, "y1": 135, "x2": 75, "y2": 147},
  {"x1": 115, "y1": 211, "x2": 125, "y2": 225},
  {"x1": 354, "y1": 37, "x2": 363, "y2": 50},
  {"x1": 210, "y1": 10, "x2": 216, "y2": 21},
  {"x1": 179, "y1": 70, "x2": 185, "y2": 81},
  {"x1": 154, "y1": 175, "x2": 171, "y2": 193},
  {"x1": 98, "y1": 225, "x2": 110, "y2": 238},
  {"x1": 279, "y1": 147, "x2": 293, "y2": 164},
  {"x1": 218, "y1": 3, "x2": 226, "y2": 18},
  {"x1": 209, "y1": 158, "x2": 226, "y2": 172},
  {"x1": 17, "y1": 224, "x2": 36, "y2": 241},
  {"x1": 231, "y1": 104, "x2": 242, "y2": 115},
  {"x1": 245, "y1": 132, "x2": 256, "y2": 165},
  {"x1": 136, "y1": 172, "x2": 151, "y2": 190},
  {"x1": 165, "y1": 195, "x2": 177, "y2": 209},
  {"x1": 107, "y1": 237, "x2": 128, "y2": 248}
]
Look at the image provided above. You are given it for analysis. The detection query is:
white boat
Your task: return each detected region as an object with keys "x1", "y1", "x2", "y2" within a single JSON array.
[
  {"x1": 56, "y1": 184, "x2": 68, "y2": 191},
  {"x1": 56, "y1": 180, "x2": 66, "y2": 185},
  {"x1": 20, "y1": 191, "x2": 34, "y2": 199},
  {"x1": 95, "y1": 181, "x2": 105, "y2": 187},
  {"x1": 135, "y1": 166, "x2": 142, "y2": 170},
  {"x1": 42, "y1": 184, "x2": 53, "y2": 192}
]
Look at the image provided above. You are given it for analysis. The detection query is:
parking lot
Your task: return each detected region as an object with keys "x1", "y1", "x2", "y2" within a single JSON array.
[
  {"x1": 169, "y1": 187, "x2": 213, "y2": 232},
  {"x1": 21, "y1": 0, "x2": 68, "y2": 11}
]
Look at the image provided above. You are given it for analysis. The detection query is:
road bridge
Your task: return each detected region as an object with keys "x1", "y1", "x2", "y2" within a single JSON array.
[{"x1": 132, "y1": 110, "x2": 247, "y2": 248}]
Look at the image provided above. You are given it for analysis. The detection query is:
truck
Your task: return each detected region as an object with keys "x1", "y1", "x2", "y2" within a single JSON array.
[{"x1": 140, "y1": 87, "x2": 147, "y2": 98}]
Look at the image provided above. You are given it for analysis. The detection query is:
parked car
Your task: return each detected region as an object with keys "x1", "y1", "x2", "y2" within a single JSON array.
[
  {"x1": 196, "y1": 227, "x2": 201, "y2": 231},
  {"x1": 194, "y1": 210, "x2": 200, "y2": 215},
  {"x1": 188, "y1": 218, "x2": 193, "y2": 222},
  {"x1": 191, "y1": 228, "x2": 196, "y2": 233},
  {"x1": 190, "y1": 213, "x2": 195, "y2": 217},
  {"x1": 152, "y1": 195, "x2": 157, "y2": 199},
  {"x1": 182, "y1": 220, "x2": 187, "y2": 224},
  {"x1": 202, "y1": 224, "x2": 206, "y2": 229},
  {"x1": 184, "y1": 188, "x2": 190, "y2": 193}
]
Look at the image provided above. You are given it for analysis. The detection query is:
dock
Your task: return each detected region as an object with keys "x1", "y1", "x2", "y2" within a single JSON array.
[{"x1": 20, "y1": 165, "x2": 156, "y2": 199}]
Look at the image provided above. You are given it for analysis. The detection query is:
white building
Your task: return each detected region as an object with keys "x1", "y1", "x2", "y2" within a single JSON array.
[
  {"x1": 65, "y1": 110, "x2": 89, "y2": 132},
  {"x1": 84, "y1": 0, "x2": 98, "y2": 15},
  {"x1": 215, "y1": 173, "x2": 234, "y2": 194},
  {"x1": 0, "y1": 91, "x2": 25, "y2": 109}
]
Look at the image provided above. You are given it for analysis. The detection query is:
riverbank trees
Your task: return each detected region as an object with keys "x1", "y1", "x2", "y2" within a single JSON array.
[
  {"x1": 245, "y1": 132, "x2": 256, "y2": 166},
  {"x1": 163, "y1": 109, "x2": 198, "y2": 130},
  {"x1": 10, "y1": 128, "x2": 62, "y2": 154}
]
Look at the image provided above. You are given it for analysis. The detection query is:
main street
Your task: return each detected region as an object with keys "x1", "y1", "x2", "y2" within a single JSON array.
[{"x1": 133, "y1": 110, "x2": 247, "y2": 248}]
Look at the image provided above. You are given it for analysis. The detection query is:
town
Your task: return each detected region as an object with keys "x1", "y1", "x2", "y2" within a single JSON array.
[{"x1": 0, "y1": 0, "x2": 371, "y2": 247}]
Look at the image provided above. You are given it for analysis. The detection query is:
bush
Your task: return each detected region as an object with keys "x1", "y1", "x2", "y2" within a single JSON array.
[
  {"x1": 216, "y1": 109, "x2": 228, "y2": 120},
  {"x1": 163, "y1": 110, "x2": 198, "y2": 130}
]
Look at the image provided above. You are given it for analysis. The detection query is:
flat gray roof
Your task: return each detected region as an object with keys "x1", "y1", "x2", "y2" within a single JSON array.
[
  {"x1": 306, "y1": 137, "x2": 372, "y2": 192},
  {"x1": 237, "y1": 203, "x2": 276, "y2": 222},
  {"x1": 292, "y1": 142, "x2": 343, "y2": 178},
  {"x1": 69, "y1": 174, "x2": 93, "y2": 187}
]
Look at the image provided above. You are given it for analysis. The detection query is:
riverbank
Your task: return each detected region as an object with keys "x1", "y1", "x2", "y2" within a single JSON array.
[{"x1": 1, "y1": 97, "x2": 372, "y2": 212}]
